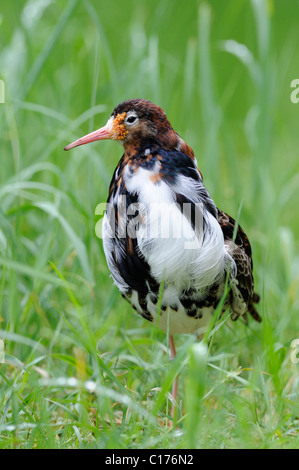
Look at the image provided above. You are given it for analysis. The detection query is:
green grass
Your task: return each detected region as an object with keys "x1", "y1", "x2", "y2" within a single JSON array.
[{"x1": 0, "y1": 0, "x2": 299, "y2": 448}]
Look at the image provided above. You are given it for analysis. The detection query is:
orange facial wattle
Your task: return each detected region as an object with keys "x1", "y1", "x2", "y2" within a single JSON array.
[{"x1": 112, "y1": 112, "x2": 129, "y2": 140}]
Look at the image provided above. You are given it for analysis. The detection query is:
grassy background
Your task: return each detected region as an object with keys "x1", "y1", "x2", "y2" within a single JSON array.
[{"x1": 0, "y1": 0, "x2": 299, "y2": 448}]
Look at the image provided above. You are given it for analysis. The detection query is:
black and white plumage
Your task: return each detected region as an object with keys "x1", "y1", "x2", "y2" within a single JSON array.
[
  {"x1": 65, "y1": 99, "x2": 260, "y2": 417},
  {"x1": 103, "y1": 144, "x2": 236, "y2": 335}
]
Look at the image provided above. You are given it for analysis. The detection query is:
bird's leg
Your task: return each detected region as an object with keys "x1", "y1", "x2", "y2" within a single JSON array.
[{"x1": 169, "y1": 334, "x2": 178, "y2": 423}]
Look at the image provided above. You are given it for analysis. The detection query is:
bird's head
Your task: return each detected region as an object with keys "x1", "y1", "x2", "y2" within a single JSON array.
[{"x1": 64, "y1": 99, "x2": 185, "y2": 152}]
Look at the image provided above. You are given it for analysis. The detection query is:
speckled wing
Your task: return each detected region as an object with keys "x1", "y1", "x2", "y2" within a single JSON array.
[{"x1": 217, "y1": 209, "x2": 261, "y2": 322}]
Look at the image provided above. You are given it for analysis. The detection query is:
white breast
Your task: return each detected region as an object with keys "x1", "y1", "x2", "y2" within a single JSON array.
[{"x1": 124, "y1": 165, "x2": 228, "y2": 295}]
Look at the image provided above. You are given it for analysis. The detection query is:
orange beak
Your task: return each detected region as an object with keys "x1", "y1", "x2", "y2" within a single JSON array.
[{"x1": 64, "y1": 123, "x2": 112, "y2": 151}]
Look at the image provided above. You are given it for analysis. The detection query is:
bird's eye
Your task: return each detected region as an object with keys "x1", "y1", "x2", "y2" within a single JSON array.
[{"x1": 125, "y1": 114, "x2": 138, "y2": 125}]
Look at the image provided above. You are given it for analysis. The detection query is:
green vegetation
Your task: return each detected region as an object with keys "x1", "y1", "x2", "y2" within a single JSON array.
[{"x1": 0, "y1": 0, "x2": 299, "y2": 448}]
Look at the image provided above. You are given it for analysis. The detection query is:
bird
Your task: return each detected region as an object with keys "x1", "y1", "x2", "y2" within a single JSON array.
[{"x1": 64, "y1": 99, "x2": 261, "y2": 421}]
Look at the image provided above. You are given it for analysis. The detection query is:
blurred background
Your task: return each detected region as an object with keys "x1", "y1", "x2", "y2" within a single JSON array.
[{"x1": 0, "y1": 0, "x2": 299, "y2": 448}]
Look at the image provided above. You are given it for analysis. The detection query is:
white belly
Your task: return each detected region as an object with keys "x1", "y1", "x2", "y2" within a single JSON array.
[{"x1": 153, "y1": 305, "x2": 214, "y2": 335}]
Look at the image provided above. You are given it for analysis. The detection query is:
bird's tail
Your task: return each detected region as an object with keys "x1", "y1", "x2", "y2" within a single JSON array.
[{"x1": 248, "y1": 292, "x2": 261, "y2": 322}]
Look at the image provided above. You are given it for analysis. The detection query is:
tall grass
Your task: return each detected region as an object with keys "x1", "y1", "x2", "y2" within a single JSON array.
[{"x1": 0, "y1": 0, "x2": 299, "y2": 448}]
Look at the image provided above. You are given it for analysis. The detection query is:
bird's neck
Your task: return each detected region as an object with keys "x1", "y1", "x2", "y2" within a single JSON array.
[{"x1": 124, "y1": 131, "x2": 196, "y2": 161}]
